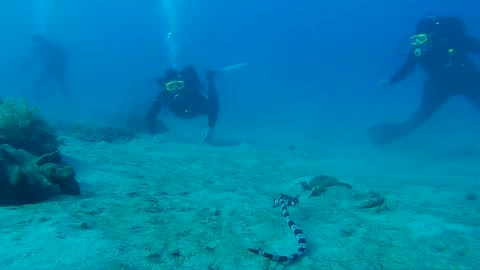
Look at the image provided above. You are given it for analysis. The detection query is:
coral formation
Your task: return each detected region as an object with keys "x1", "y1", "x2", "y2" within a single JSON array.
[
  {"x1": 0, "y1": 99, "x2": 61, "y2": 156},
  {"x1": 0, "y1": 144, "x2": 80, "y2": 205}
]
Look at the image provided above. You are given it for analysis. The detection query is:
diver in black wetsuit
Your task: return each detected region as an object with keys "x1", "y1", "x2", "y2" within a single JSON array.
[
  {"x1": 27, "y1": 34, "x2": 70, "y2": 102},
  {"x1": 370, "y1": 16, "x2": 480, "y2": 145},
  {"x1": 146, "y1": 66, "x2": 219, "y2": 142}
]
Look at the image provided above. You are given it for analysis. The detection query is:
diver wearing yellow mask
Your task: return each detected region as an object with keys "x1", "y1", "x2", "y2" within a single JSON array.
[
  {"x1": 370, "y1": 15, "x2": 480, "y2": 145},
  {"x1": 146, "y1": 66, "x2": 219, "y2": 142}
]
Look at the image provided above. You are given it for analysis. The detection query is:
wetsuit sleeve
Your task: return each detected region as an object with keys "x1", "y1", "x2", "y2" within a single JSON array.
[
  {"x1": 24, "y1": 47, "x2": 40, "y2": 67},
  {"x1": 389, "y1": 53, "x2": 417, "y2": 84},
  {"x1": 206, "y1": 71, "x2": 219, "y2": 128},
  {"x1": 145, "y1": 91, "x2": 168, "y2": 135},
  {"x1": 465, "y1": 37, "x2": 480, "y2": 53}
]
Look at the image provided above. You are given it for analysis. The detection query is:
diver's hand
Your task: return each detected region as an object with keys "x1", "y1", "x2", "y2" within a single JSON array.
[
  {"x1": 206, "y1": 70, "x2": 217, "y2": 81},
  {"x1": 377, "y1": 78, "x2": 392, "y2": 88},
  {"x1": 201, "y1": 127, "x2": 213, "y2": 143}
]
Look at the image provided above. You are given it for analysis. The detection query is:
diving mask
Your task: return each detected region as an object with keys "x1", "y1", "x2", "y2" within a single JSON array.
[
  {"x1": 165, "y1": 80, "x2": 185, "y2": 91},
  {"x1": 409, "y1": 34, "x2": 429, "y2": 46}
]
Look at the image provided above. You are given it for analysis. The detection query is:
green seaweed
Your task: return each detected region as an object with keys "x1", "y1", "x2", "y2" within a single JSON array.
[{"x1": 0, "y1": 99, "x2": 61, "y2": 156}]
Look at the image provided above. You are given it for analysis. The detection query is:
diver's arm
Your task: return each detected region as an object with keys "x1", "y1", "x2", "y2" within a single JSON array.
[
  {"x1": 465, "y1": 36, "x2": 480, "y2": 53},
  {"x1": 389, "y1": 53, "x2": 417, "y2": 84},
  {"x1": 23, "y1": 48, "x2": 40, "y2": 68},
  {"x1": 146, "y1": 91, "x2": 168, "y2": 135},
  {"x1": 206, "y1": 71, "x2": 219, "y2": 128}
]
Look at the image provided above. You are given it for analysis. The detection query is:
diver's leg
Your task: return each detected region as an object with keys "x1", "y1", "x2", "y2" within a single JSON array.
[
  {"x1": 206, "y1": 70, "x2": 219, "y2": 112},
  {"x1": 207, "y1": 71, "x2": 219, "y2": 128},
  {"x1": 463, "y1": 77, "x2": 480, "y2": 111},
  {"x1": 369, "y1": 81, "x2": 452, "y2": 144},
  {"x1": 407, "y1": 81, "x2": 452, "y2": 128},
  {"x1": 56, "y1": 74, "x2": 71, "y2": 103},
  {"x1": 32, "y1": 75, "x2": 49, "y2": 101},
  {"x1": 52, "y1": 66, "x2": 71, "y2": 101}
]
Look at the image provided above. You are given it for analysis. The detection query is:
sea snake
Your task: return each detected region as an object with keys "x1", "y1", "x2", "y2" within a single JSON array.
[{"x1": 248, "y1": 193, "x2": 307, "y2": 262}]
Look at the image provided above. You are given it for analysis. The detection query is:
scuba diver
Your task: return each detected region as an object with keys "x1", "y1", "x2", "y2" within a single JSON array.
[
  {"x1": 26, "y1": 34, "x2": 70, "y2": 102},
  {"x1": 145, "y1": 65, "x2": 220, "y2": 142},
  {"x1": 146, "y1": 63, "x2": 247, "y2": 143},
  {"x1": 370, "y1": 15, "x2": 480, "y2": 145}
]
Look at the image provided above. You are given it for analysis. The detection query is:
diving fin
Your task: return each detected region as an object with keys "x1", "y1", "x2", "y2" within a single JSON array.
[{"x1": 213, "y1": 63, "x2": 248, "y2": 74}]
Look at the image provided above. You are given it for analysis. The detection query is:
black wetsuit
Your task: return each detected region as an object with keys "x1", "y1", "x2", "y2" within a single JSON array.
[
  {"x1": 369, "y1": 27, "x2": 480, "y2": 144},
  {"x1": 146, "y1": 66, "x2": 219, "y2": 134},
  {"x1": 32, "y1": 40, "x2": 69, "y2": 100}
]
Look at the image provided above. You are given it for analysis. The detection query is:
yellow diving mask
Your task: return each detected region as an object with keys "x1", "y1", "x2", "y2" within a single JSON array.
[
  {"x1": 409, "y1": 34, "x2": 428, "y2": 46},
  {"x1": 165, "y1": 80, "x2": 185, "y2": 91}
]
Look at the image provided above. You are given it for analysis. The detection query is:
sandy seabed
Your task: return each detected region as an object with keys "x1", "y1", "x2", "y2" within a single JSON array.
[{"x1": 0, "y1": 135, "x2": 479, "y2": 270}]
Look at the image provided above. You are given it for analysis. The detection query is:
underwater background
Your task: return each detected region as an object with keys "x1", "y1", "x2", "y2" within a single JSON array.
[
  {"x1": 0, "y1": 0, "x2": 478, "y2": 146},
  {"x1": 0, "y1": 0, "x2": 480, "y2": 269},
  {"x1": 0, "y1": 0, "x2": 479, "y2": 145}
]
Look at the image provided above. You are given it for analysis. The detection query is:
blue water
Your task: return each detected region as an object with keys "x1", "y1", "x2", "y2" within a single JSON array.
[
  {"x1": 1, "y1": 0, "x2": 480, "y2": 147},
  {"x1": 0, "y1": 0, "x2": 480, "y2": 146}
]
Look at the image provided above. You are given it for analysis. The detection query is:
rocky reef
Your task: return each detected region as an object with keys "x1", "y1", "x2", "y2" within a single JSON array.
[
  {"x1": 0, "y1": 99, "x2": 80, "y2": 205},
  {"x1": 0, "y1": 144, "x2": 80, "y2": 205}
]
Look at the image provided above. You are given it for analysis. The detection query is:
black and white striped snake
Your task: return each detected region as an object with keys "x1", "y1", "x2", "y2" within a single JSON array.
[{"x1": 248, "y1": 194, "x2": 307, "y2": 262}]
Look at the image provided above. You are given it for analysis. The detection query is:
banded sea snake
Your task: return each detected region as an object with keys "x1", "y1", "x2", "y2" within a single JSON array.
[{"x1": 248, "y1": 193, "x2": 307, "y2": 262}]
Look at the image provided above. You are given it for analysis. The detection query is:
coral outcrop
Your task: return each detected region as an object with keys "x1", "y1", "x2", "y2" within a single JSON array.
[
  {"x1": 0, "y1": 99, "x2": 80, "y2": 205},
  {"x1": 0, "y1": 144, "x2": 80, "y2": 205},
  {"x1": 0, "y1": 99, "x2": 61, "y2": 156}
]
